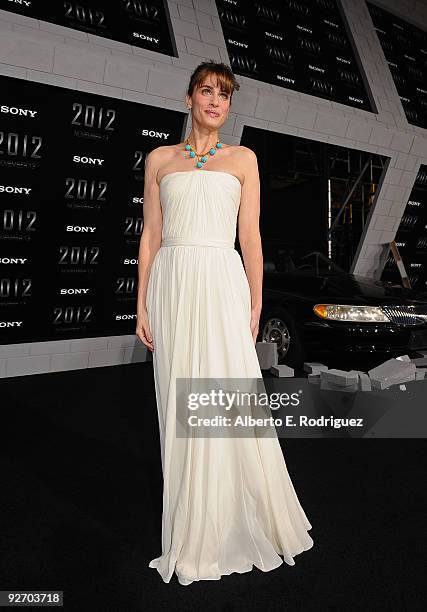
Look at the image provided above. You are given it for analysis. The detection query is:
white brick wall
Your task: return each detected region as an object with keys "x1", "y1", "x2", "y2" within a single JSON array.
[
  {"x1": 1, "y1": 0, "x2": 427, "y2": 377},
  {"x1": 0, "y1": 337, "x2": 152, "y2": 377}
]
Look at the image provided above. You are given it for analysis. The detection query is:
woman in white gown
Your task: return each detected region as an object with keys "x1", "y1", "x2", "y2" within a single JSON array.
[{"x1": 136, "y1": 61, "x2": 313, "y2": 585}]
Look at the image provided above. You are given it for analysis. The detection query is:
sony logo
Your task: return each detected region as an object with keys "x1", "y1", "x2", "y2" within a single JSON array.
[
  {"x1": 0, "y1": 321, "x2": 23, "y2": 327},
  {"x1": 141, "y1": 129, "x2": 170, "y2": 139},
  {"x1": 133, "y1": 197, "x2": 144, "y2": 204},
  {"x1": 115, "y1": 314, "x2": 137, "y2": 320},
  {"x1": 324, "y1": 19, "x2": 338, "y2": 28},
  {"x1": 309, "y1": 65, "x2": 325, "y2": 73},
  {"x1": 132, "y1": 32, "x2": 159, "y2": 44},
  {"x1": 0, "y1": 257, "x2": 27, "y2": 264},
  {"x1": 73, "y1": 155, "x2": 104, "y2": 165},
  {"x1": 277, "y1": 75, "x2": 295, "y2": 84},
  {"x1": 408, "y1": 201, "x2": 421, "y2": 206},
  {"x1": 228, "y1": 39, "x2": 248, "y2": 48},
  {"x1": 66, "y1": 226, "x2": 96, "y2": 232},
  {"x1": 0, "y1": 186, "x2": 31, "y2": 194},
  {"x1": 416, "y1": 87, "x2": 427, "y2": 94},
  {"x1": 124, "y1": 258, "x2": 138, "y2": 264},
  {"x1": 336, "y1": 57, "x2": 351, "y2": 64},
  {"x1": 1, "y1": 105, "x2": 37, "y2": 117},
  {"x1": 349, "y1": 96, "x2": 363, "y2": 103},
  {"x1": 265, "y1": 31, "x2": 283, "y2": 41},
  {"x1": 8, "y1": 0, "x2": 32, "y2": 6},
  {"x1": 296, "y1": 25, "x2": 312, "y2": 34},
  {"x1": 60, "y1": 288, "x2": 90, "y2": 294}
]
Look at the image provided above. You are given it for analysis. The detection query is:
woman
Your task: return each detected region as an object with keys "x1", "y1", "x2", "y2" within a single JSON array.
[{"x1": 136, "y1": 60, "x2": 313, "y2": 585}]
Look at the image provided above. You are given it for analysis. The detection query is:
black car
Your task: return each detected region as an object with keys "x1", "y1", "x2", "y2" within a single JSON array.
[{"x1": 254, "y1": 242, "x2": 427, "y2": 368}]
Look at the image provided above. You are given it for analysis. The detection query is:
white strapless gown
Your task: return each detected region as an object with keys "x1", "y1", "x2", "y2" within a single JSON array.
[{"x1": 146, "y1": 170, "x2": 313, "y2": 585}]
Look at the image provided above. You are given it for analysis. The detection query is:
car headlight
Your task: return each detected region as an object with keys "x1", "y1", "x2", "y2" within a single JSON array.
[{"x1": 313, "y1": 304, "x2": 391, "y2": 323}]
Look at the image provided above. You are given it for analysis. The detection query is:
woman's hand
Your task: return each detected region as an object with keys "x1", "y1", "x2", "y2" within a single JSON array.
[
  {"x1": 250, "y1": 307, "x2": 261, "y2": 345},
  {"x1": 136, "y1": 309, "x2": 154, "y2": 352}
]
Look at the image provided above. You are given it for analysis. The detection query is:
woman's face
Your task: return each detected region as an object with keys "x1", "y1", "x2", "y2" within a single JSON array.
[{"x1": 187, "y1": 74, "x2": 231, "y2": 127}]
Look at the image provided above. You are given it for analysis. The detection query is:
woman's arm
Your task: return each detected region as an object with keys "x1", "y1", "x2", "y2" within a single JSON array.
[
  {"x1": 237, "y1": 147, "x2": 263, "y2": 343},
  {"x1": 135, "y1": 148, "x2": 163, "y2": 350}
]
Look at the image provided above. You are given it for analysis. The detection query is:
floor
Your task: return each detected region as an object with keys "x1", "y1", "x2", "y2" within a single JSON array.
[{"x1": 1, "y1": 361, "x2": 426, "y2": 611}]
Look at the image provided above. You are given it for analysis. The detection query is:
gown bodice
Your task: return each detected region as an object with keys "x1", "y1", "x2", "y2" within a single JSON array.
[{"x1": 158, "y1": 170, "x2": 242, "y2": 249}]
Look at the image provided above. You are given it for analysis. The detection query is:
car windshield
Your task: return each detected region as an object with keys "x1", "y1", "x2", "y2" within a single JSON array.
[{"x1": 262, "y1": 244, "x2": 346, "y2": 275}]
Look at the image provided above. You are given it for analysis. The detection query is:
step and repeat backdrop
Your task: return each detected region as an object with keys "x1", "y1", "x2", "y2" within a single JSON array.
[
  {"x1": 368, "y1": 2, "x2": 427, "y2": 130},
  {"x1": 2, "y1": 0, "x2": 426, "y2": 347},
  {"x1": 1, "y1": 0, "x2": 177, "y2": 56},
  {"x1": 381, "y1": 165, "x2": 427, "y2": 292},
  {"x1": 215, "y1": 0, "x2": 374, "y2": 112},
  {"x1": 0, "y1": 75, "x2": 185, "y2": 344}
]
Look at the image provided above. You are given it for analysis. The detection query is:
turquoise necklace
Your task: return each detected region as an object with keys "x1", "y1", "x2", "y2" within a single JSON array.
[{"x1": 184, "y1": 135, "x2": 223, "y2": 168}]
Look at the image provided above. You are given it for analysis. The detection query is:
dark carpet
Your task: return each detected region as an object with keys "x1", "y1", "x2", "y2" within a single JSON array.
[{"x1": 1, "y1": 362, "x2": 426, "y2": 611}]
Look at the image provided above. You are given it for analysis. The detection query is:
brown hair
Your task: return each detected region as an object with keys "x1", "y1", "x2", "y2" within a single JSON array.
[{"x1": 187, "y1": 60, "x2": 240, "y2": 103}]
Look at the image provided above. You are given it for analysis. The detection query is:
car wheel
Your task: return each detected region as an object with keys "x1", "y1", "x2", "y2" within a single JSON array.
[{"x1": 258, "y1": 307, "x2": 306, "y2": 369}]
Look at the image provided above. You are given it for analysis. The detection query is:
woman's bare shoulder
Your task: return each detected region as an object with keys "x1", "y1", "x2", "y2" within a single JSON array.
[
  {"x1": 146, "y1": 144, "x2": 179, "y2": 175},
  {"x1": 235, "y1": 145, "x2": 257, "y2": 159},
  {"x1": 230, "y1": 146, "x2": 258, "y2": 185}
]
